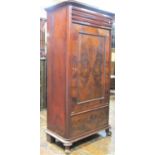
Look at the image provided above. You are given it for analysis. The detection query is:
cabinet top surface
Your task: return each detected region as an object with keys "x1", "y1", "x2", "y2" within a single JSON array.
[{"x1": 45, "y1": 0, "x2": 115, "y2": 18}]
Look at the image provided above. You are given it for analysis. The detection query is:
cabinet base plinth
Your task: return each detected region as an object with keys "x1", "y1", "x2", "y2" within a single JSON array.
[
  {"x1": 46, "y1": 126, "x2": 111, "y2": 152},
  {"x1": 46, "y1": 129, "x2": 72, "y2": 153}
]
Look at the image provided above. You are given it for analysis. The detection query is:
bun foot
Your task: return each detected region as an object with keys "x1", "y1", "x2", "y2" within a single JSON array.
[
  {"x1": 46, "y1": 134, "x2": 55, "y2": 143},
  {"x1": 105, "y1": 128, "x2": 112, "y2": 136},
  {"x1": 65, "y1": 146, "x2": 70, "y2": 154}
]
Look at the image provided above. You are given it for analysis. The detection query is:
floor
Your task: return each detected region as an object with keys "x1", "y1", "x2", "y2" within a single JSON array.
[{"x1": 40, "y1": 95, "x2": 115, "y2": 155}]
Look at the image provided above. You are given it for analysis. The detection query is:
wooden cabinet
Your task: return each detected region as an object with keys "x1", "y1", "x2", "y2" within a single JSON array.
[{"x1": 45, "y1": 0, "x2": 114, "y2": 152}]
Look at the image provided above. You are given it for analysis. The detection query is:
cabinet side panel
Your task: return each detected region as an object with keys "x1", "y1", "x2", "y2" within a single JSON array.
[{"x1": 46, "y1": 7, "x2": 67, "y2": 137}]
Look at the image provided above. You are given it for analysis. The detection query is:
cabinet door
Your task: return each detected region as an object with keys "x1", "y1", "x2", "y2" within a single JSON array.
[{"x1": 70, "y1": 24, "x2": 111, "y2": 113}]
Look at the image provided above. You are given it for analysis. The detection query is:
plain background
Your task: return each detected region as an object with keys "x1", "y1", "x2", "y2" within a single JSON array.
[{"x1": 0, "y1": 0, "x2": 155, "y2": 155}]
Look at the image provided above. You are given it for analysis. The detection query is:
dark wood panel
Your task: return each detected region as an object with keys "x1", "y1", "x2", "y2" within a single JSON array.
[
  {"x1": 72, "y1": 11, "x2": 110, "y2": 24},
  {"x1": 47, "y1": 7, "x2": 67, "y2": 137},
  {"x1": 45, "y1": 1, "x2": 114, "y2": 150},
  {"x1": 69, "y1": 24, "x2": 111, "y2": 113},
  {"x1": 72, "y1": 16, "x2": 111, "y2": 28},
  {"x1": 77, "y1": 32, "x2": 105, "y2": 102},
  {"x1": 70, "y1": 106, "x2": 109, "y2": 138},
  {"x1": 72, "y1": 20, "x2": 112, "y2": 30},
  {"x1": 72, "y1": 7, "x2": 112, "y2": 24}
]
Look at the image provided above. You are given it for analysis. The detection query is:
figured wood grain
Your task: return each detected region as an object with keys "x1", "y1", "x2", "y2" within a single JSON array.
[
  {"x1": 72, "y1": 6, "x2": 113, "y2": 20},
  {"x1": 72, "y1": 9, "x2": 112, "y2": 23},
  {"x1": 72, "y1": 7, "x2": 112, "y2": 27},
  {"x1": 70, "y1": 24, "x2": 110, "y2": 114},
  {"x1": 71, "y1": 104, "x2": 109, "y2": 116},
  {"x1": 46, "y1": 0, "x2": 114, "y2": 146},
  {"x1": 70, "y1": 106, "x2": 109, "y2": 137},
  {"x1": 46, "y1": 6, "x2": 67, "y2": 137},
  {"x1": 72, "y1": 6, "x2": 112, "y2": 29}
]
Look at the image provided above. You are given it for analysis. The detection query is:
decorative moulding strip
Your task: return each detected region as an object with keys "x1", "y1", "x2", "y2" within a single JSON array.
[
  {"x1": 70, "y1": 125, "x2": 110, "y2": 140},
  {"x1": 72, "y1": 16, "x2": 111, "y2": 27},
  {"x1": 79, "y1": 31, "x2": 106, "y2": 38},
  {"x1": 72, "y1": 20, "x2": 112, "y2": 30},
  {"x1": 71, "y1": 104, "x2": 109, "y2": 116},
  {"x1": 46, "y1": 125, "x2": 110, "y2": 143},
  {"x1": 72, "y1": 12, "x2": 112, "y2": 26},
  {"x1": 72, "y1": 6, "x2": 113, "y2": 20},
  {"x1": 72, "y1": 10, "x2": 112, "y2": 24},
  {"x1": 77, "y1": 96, "x2": 105, "y2": 104},
  {"x1": 71, "y1": 6, "x2": 113, "y2": 29}
]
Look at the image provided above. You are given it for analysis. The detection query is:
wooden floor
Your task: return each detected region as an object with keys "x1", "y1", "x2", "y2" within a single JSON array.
[{"x1": 40, "y1": 95, "x2": 115, "y2": 155}]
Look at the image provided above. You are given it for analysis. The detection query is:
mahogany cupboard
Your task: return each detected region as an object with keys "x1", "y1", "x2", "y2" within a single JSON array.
[{"x1": 45, "y1": 0, "x2": 114, "y2": 152}]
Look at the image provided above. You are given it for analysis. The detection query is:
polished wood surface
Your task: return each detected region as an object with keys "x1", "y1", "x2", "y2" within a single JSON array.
[
  {"x1": 40, "y1": 95, "x2": 115, "y2": 155},
  {"x1": 69, "y1": 21, "x2": 111, "y2": 138},
  {"x1": 46, "y1": 0, "x2": 114, "y2": 151},
  {"x1": 47, "y1": 6, "x2": 67, "y2": 137}
]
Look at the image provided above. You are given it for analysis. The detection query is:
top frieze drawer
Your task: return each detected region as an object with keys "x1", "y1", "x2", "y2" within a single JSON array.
[{"x1": 71, "y1": 6, "x2": 113, "y2": 29}]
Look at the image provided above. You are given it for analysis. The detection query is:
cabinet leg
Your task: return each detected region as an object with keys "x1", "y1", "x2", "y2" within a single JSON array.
[
  {"x1": 46, "y1": 134, "x2": 55, "y2": 143},
  {"x1": 65, "y1": 146, "x2": 70, "y2": 154},
  {"x1": 105, "y1": 128, "x2": 112, "y2": 136},
  {"x1": 64, "y1": 143, "x2": 72, "y2": 154}
]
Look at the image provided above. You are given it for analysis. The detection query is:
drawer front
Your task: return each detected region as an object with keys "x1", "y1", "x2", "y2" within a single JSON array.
[
  {"x1": 72, "y1": 6, "x2": 113, "y2": 29},
  {"x1": 70, "y1": 106, "x2": 109, "y2": 138}
]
